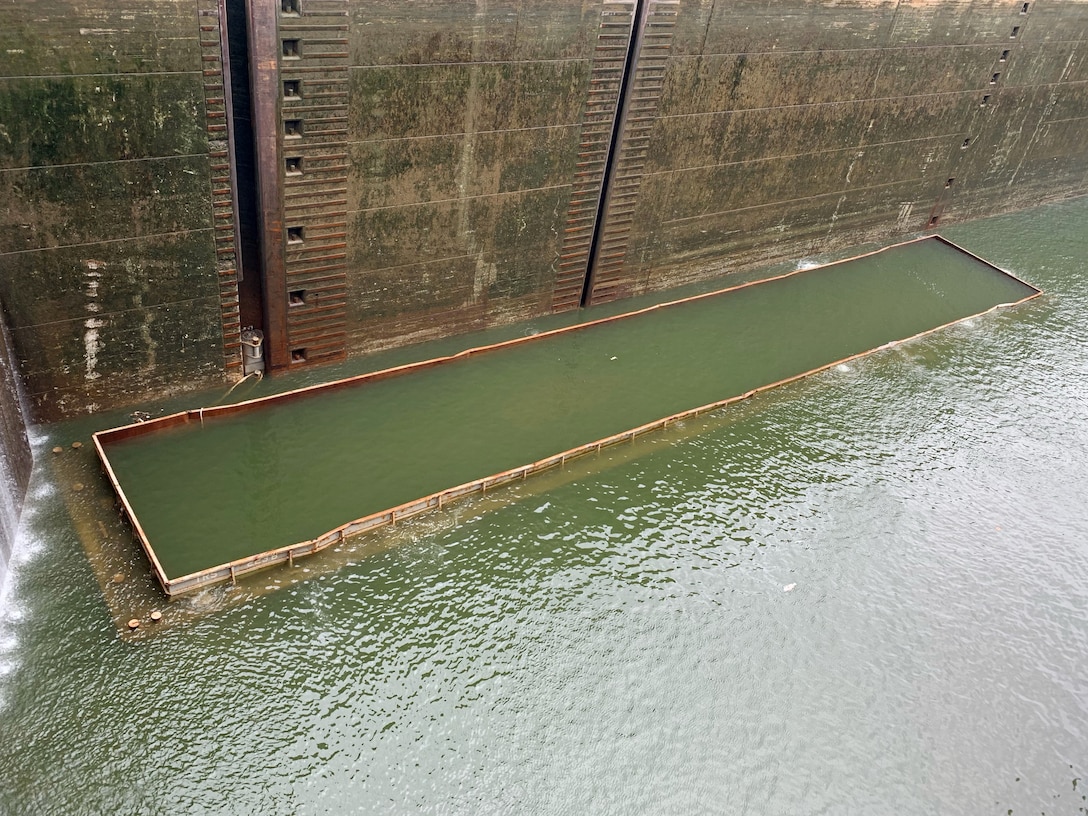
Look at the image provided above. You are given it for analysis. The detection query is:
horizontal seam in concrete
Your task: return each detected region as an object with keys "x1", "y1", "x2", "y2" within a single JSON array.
[
  {"x1": 349, "y1": 239, "x2": 567, "y2": 276},
  {"x1": 659, "y1": 93, "x2": 966, "y2": 120},
  {"x1": 645, "y1": 132, "x2": 964, "y2": 178},
  {"x1": 348, "y1": 183, "x2": 569, "y2": 216},
  {"x1": 347, "y1": 251, "x2": 478, "y2": 276},
  {"x1": 286, "y1": 141, "x2": 351, "y2": 152},
  {"x1": 658, "y1": 80, "x2": 1088, "y2": 119},
  {"x1": 0, "y1": 70, "x2": 201, "y2": 82},
  {"x1": 1002, "y1": 78, "x2": 1088, "y2": 90},
  {"x1": 675, "y1": 40, "x2": 1087, "y2": 59},
  {"x1": 348, "y1": 122, "x2": 581, "y2": 147},
  {"x1": 9, "y1": 294, "x2": 220, "y2": 333},
  {"x1": 348, "y1": 57, "x2": 590, "y2": 70},
  {"x1": 1043, "y1": 114, "x2": 1088, "y2": 124},
  {"x1": 662, "y1": 177, "x2": 926, "y2": 225},
  {"x1": 0, "y1": 227, "x2": 213, "y2": 259},
  {"x1": 0, "y1": 152, "x2": 210, "y2": 175}
]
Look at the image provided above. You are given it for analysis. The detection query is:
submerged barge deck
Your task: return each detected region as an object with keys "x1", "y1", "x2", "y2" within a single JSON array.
[{"x1": 94, "y1": 236, "x2": 1040, "y2": 596}]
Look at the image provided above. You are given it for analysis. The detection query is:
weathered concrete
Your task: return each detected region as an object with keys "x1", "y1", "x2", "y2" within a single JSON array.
[
  {"x1": 1, "y1": 0, "x2": 1087, "y2": 418},
  {"x1": 597, "y1": 0, "x2": 1088, "y2": 301},
  {"x1": 0, "y1": 1, "x2": 232, "y2": 419},
  {"x1": 338, "y1": 0, "x2": 604, "y2": 352}
]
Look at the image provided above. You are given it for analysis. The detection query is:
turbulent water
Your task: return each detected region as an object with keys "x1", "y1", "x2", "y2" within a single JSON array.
[
  {"x1": 1, "y1": 199, "x2": 1087, "y2": 815},
  {"x1": 0, "y1": 311, "x2": 31, "y2": 599}
]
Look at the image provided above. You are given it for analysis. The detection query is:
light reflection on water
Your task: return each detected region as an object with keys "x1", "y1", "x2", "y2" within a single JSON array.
[{"x1": 0, "y1": 199, "x2": 1086, "y2": 814}]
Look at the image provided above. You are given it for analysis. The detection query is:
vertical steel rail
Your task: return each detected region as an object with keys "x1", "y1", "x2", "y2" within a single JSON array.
[
  {"x1": 581, "y1": 0, "x2": 650, "y2": 307},
  {"x1": 246, "y1": 0, "x2": 290, "y2": 370}
]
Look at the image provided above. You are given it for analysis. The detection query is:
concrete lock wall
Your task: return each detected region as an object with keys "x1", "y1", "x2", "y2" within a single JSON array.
[
  {"x1": 1, "y1": 0, "x2": 1087, "y2": 419},
  {"x1": 600, "y1": 0, "x2": 1088, "y2": 301},
  {"x1": 0, "y1": 0, "x2": 241, "y2": 419}
]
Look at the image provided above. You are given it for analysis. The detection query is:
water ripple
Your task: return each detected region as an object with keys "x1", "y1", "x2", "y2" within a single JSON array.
[{"x1": 3, "y1": 200, "x2": 1088, "y2": 813}]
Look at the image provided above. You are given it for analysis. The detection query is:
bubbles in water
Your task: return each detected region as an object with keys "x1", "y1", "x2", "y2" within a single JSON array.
[{"x1": 0, "y1": 508, "x2": 39, "y2": 712}]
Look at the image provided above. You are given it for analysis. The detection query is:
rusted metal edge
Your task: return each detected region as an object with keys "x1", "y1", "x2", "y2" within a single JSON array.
[
  {"x1": 91, "y1": 433, "x2": 172, "y2": 594},
  {"x1": 92, "y1": 236, "x2": 1042, "y2": 597}
]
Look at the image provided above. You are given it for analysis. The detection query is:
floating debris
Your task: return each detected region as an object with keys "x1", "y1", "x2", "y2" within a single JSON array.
[
  {"x1": 51, "y1": 446, "x2": 63, "y2": 455},
  {"x1": 127, "y1": 619, "x2": 140, "y2": 630},
  {"x1": 71, "y1": 441, "x2": 83, "y2": 450},
  {"x1": 149, "y1": 610, "x2": 162, "y2": 622}
]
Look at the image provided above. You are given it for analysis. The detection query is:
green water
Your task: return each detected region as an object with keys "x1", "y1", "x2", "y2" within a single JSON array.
[
  {"x1": 2, "y1": 199, "x2": 1087, "y2": 815},
  {"x1": 104, "y1": 239, "x2": 1035, "y2": 578}
]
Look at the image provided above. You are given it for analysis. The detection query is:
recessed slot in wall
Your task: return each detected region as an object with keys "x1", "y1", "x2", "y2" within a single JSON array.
[
  {"x1": 291, "y1": 348, "x2": 308, "y2": 363},
  {"x1": 1000, "y1": 49, "x2": 1010, "y2": 62},
  {"x1": 990, "y1": 72, "x2": 1001, "y2": 84},
  {"x1": 287, "y1": 226, "x2": 305, "y2": 244},
  {"x1": 284, "y1": 80, "x2": 301, "y2": 99},
  {"x1": 929, "y1": 215, "x2": 940, "y2": 227},
  {"x1": 1011, "y1": 26, "x2": 1020, "y2": 38},
  {"x1": 945, "y1": 178, "x2": 955, "y2": 188},
  {"x1": 281, "y1": 0, "x2": 301, "y2": 15},
  {"x1": 289, "y1": 290, "x2": 307, "y2": 306},
  {"x1": 962, "y1": 138, "x2": 972, "y2": 148},
  {"x1": 285, "y1": 156, "x2": 303, "y2": 175},
  {"x1": 284, "y1": 119, "x2": 303, "y2": 138},
  {"x1": 981, "y1": 94, "x2": 992, "y2": 106},
  {"x1": 1021, "y1": 2, "x2": 1030, "y2": 13},
  {"x1": 282, "y1": 39, "x2": 301, "y2": 59}
]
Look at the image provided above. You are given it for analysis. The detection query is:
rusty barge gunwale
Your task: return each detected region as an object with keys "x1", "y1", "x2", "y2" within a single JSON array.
[{"x1": 92, "y1": 234, "x2": 1042, "y2": 597}]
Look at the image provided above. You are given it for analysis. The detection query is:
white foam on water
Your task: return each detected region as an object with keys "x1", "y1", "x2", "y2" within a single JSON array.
[
  {"x1": 0, "y1": 500, "x2": 52, "y2": 713},
  {"x1": 0, "y1": 521, "x2": 32, "y2": 711},
  {"x1": 0, "y1": 433, "x2": 52, "y2": 711}
]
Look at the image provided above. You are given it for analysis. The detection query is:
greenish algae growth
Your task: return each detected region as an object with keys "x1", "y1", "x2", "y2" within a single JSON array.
[{"x1": 102, "y1": 238, "x2": 1036, "y2": 579}]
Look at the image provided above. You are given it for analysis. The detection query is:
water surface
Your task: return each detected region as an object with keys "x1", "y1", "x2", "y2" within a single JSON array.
[{"x1": 104, "y1": 239, "x2": 1034, "y2": 578}]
